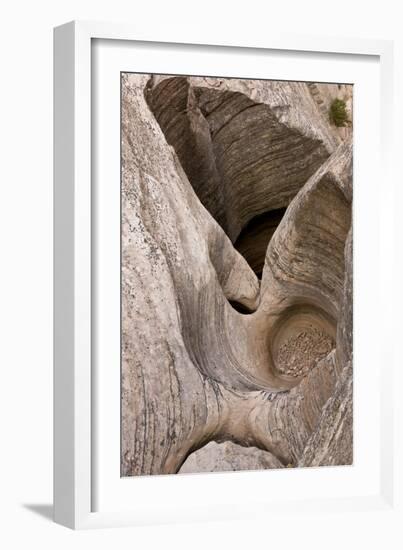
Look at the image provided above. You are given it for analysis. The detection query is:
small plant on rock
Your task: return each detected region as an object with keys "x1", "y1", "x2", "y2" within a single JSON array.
[{"x1": 329, "y1": 98, "x2": 350, "y2": 127}]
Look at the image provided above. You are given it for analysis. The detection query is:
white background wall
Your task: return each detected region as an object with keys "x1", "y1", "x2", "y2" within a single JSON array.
[{"x1": 0, "y1": 0, "x2": 401, "y2": 547}]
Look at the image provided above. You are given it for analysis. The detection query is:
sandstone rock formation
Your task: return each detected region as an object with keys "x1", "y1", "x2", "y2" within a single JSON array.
[{"x1": 121, "y1": 73, "x2": 353, "y2": 476}]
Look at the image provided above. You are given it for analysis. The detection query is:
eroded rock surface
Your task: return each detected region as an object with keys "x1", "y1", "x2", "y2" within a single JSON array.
[
  {"x1": 121, "y1": 73, "x2": 353, "y2": 476},
  {"x1": 179, "y1": 441, "x2": 284, "y2": 473}
]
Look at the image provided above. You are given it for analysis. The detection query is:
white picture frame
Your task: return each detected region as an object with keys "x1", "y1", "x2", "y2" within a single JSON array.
[{"x1": 54, "y1": 20, "x2": 397, "y2": 530}]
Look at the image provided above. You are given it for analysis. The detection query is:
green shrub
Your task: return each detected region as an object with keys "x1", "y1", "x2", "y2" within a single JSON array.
[{"x1": 329, "y1": 98, "x2": 350, "y2": 127}]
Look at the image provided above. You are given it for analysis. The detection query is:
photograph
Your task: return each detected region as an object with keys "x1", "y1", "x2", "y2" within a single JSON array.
[
  {"x1": 120, "y1": 73, "x2": 353, "y2": 476},
  {"x1": 121, "y1": 72, "x2": 353, "y2": 476}
]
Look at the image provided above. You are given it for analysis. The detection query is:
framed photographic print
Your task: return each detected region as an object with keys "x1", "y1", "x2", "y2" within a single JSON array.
[{"x1": 54, "y1": 21, "x2": 396, "y2": 529}]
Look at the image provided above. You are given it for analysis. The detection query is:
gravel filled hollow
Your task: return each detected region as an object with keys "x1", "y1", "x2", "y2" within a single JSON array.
[{"x1": 276, "y1": 325, "x2": 334, "y2": 378}]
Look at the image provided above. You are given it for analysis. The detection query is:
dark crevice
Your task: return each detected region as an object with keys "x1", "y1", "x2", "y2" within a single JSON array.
[
  {"x1": 234, "y1": 207, "x2": 287, "y2": 278},
  {"x1": 228, "y1": 300, "x2": 256, "y2": 315}
]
